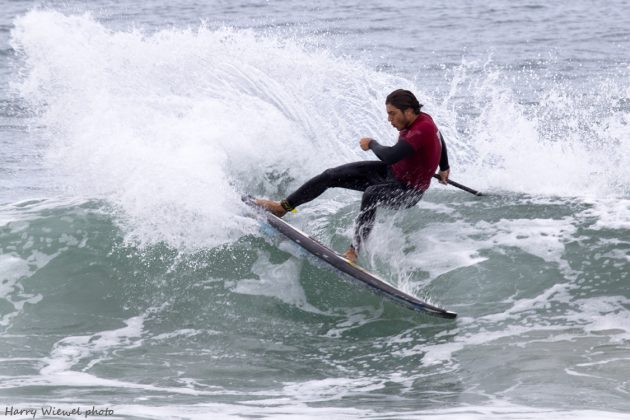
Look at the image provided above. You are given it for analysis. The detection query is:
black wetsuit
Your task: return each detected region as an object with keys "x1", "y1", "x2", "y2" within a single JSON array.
[{"x1": 283, "y1": 135, "x2": 449, "y2": 251}]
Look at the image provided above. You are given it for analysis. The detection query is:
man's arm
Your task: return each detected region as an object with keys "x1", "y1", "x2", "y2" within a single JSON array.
[
  {"x1": 438, "y1": 132, "x2": 450, "y2": 184},
  {"x1": 363, "y1": 138, "x2": 414, "y2": 164}
]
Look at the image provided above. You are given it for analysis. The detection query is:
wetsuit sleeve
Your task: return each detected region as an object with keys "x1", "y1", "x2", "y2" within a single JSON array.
[
  {"x1": 368, "y1": 139, "x2": 415, "y2": 164},
  {"x1": 439, "y1": 132, "x2": 450, "y2": 171}
]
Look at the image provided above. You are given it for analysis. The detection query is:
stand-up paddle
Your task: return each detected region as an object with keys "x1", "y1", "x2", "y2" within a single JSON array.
[{"x1": 433, "y1": 174, "x2": 483, "y2": 196}]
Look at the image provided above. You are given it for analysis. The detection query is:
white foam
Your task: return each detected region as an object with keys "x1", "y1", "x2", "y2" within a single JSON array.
[
  {"x1": 0, "y1": 254, "x2": 43, "y2": 327},
  {"x1": 40, "y1": 315, "x2": 145, "y2": 375},
  {"x1": 277, "y1": 377, "x2": 385, "y2": 403},
  {"x1": 396, "y1": 404, "x2": 630, "y2": 420},
  {"x1": 579, "y1": 198, "x2": 630, "y2": 231},
  {"x1": 442, "y1": 60, "x2": 630, "y2": 199},
  {"x1": 479, "y1": 282, "x2": 573, "y2": 324},
  {"x1": 324, "y1": 305, "x2": 384, "y2": 338},
  {"x1": 229, "y1": 251, "x2": 323, "y2": 314},
  {"x1": 564, "y1": 295, "x2": 630, "y2": 342},
  {"x1": 365, "y1": 215, "x2": 579, "y2": 297},
  {"x1": 0, "y1": 255, "x2": 30, "y2": 298},
  {"x1": 151, "y1": 329, "x2": 216, "y2": 341}
]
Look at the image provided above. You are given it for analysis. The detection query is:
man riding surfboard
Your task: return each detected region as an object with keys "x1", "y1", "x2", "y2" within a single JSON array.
[{"x1": 255, "y1": 89, "x2": 450, "y2": 263}]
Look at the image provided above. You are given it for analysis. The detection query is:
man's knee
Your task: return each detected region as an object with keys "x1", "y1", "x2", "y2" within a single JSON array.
[
  {"x1": 320, "y1": 167, "x2": 336, "y2": 180},
  {"x1": 316, "y1": 166, "x2": 345, "y2": 186}
]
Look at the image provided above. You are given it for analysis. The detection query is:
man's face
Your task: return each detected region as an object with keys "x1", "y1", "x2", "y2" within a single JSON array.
[{"x1": 386, "y1": 104, "x2": 415, "y2": 131}]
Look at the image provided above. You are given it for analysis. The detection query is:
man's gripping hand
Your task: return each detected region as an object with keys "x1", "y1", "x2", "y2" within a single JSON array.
[{"x1": 438, "y1": 168, "x2": 450, "y2": 184}]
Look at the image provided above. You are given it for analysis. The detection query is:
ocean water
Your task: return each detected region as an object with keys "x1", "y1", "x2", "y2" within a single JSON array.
[{"x1": 1, "y1": 1, "x2": 629, "y2": 418}]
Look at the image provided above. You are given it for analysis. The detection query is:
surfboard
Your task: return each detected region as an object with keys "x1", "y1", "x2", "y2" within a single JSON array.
[{"x1": 243, "y1": 196, "x2": 457, "y2": 319}]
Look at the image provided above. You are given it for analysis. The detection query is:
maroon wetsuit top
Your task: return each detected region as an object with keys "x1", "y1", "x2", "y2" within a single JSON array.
[{"x1": 390, "y1": 112, "x2": 442, "y2": 191}]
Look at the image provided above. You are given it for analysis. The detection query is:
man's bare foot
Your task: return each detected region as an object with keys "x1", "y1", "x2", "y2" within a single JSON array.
[
  {"x1": 342, "y1": 245, "x2": 358, "y2": 264},
  {"x1": 254, "y1": 198, "x2": 287, "y2": 217}
]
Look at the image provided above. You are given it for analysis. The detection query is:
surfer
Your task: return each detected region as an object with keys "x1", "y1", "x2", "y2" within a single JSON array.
[{"x1": 255, "y1": 89, "x2": 450, "y2": 263}]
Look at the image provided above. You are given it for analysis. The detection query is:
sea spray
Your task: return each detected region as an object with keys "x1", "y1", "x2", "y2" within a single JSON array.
[
  {"x1": 10, "y1": 10, "x2": 411, "y2": 250},
  {"x1": 8, "y1": 9, "x2": 630, "y2": 265}
]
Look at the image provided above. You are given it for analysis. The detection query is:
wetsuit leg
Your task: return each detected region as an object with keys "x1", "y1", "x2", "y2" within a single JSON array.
[
  {"x1": 285, "y1": 161, "x2": 388, "y2": 208},
  {"x1": 353, "y1": 184, "x2": 423, "y2": 251}
]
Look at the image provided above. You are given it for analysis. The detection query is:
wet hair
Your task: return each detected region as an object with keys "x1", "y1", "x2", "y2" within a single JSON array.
[{"x1": 385, "y1": 89, "x2": 422, "y2": 114}]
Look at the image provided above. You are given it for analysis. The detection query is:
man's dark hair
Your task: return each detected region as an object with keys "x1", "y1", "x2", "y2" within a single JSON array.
[{"x1": 386, "y1": 89, "x2": 422, "y2": 114}]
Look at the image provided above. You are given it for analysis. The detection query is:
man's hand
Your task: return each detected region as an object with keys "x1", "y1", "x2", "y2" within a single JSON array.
[
  {"x1": 438, "y1": 169, "x2": 450, "y2": 184},
  {"x1": 359, "y1": 137, "x2": 373, "y2": 151}
]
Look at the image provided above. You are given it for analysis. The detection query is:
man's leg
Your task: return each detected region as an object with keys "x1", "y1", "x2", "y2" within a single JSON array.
[
  {"x1": 352, "y1": 184, "x2": 423, "y2": 252},
  {"x1": 256, "y1": 161, "x2": 387, "y2": 216}
]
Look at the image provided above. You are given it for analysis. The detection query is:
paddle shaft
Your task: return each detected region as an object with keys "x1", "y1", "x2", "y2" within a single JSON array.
[{"x1": 432, "y1": 174, "x2": 483, "y2": 196}]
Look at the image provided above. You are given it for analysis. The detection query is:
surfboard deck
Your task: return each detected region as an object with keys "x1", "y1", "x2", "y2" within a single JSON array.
[{"x1": 243, "y1": 196, "x2": 457, "y2": 319}]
